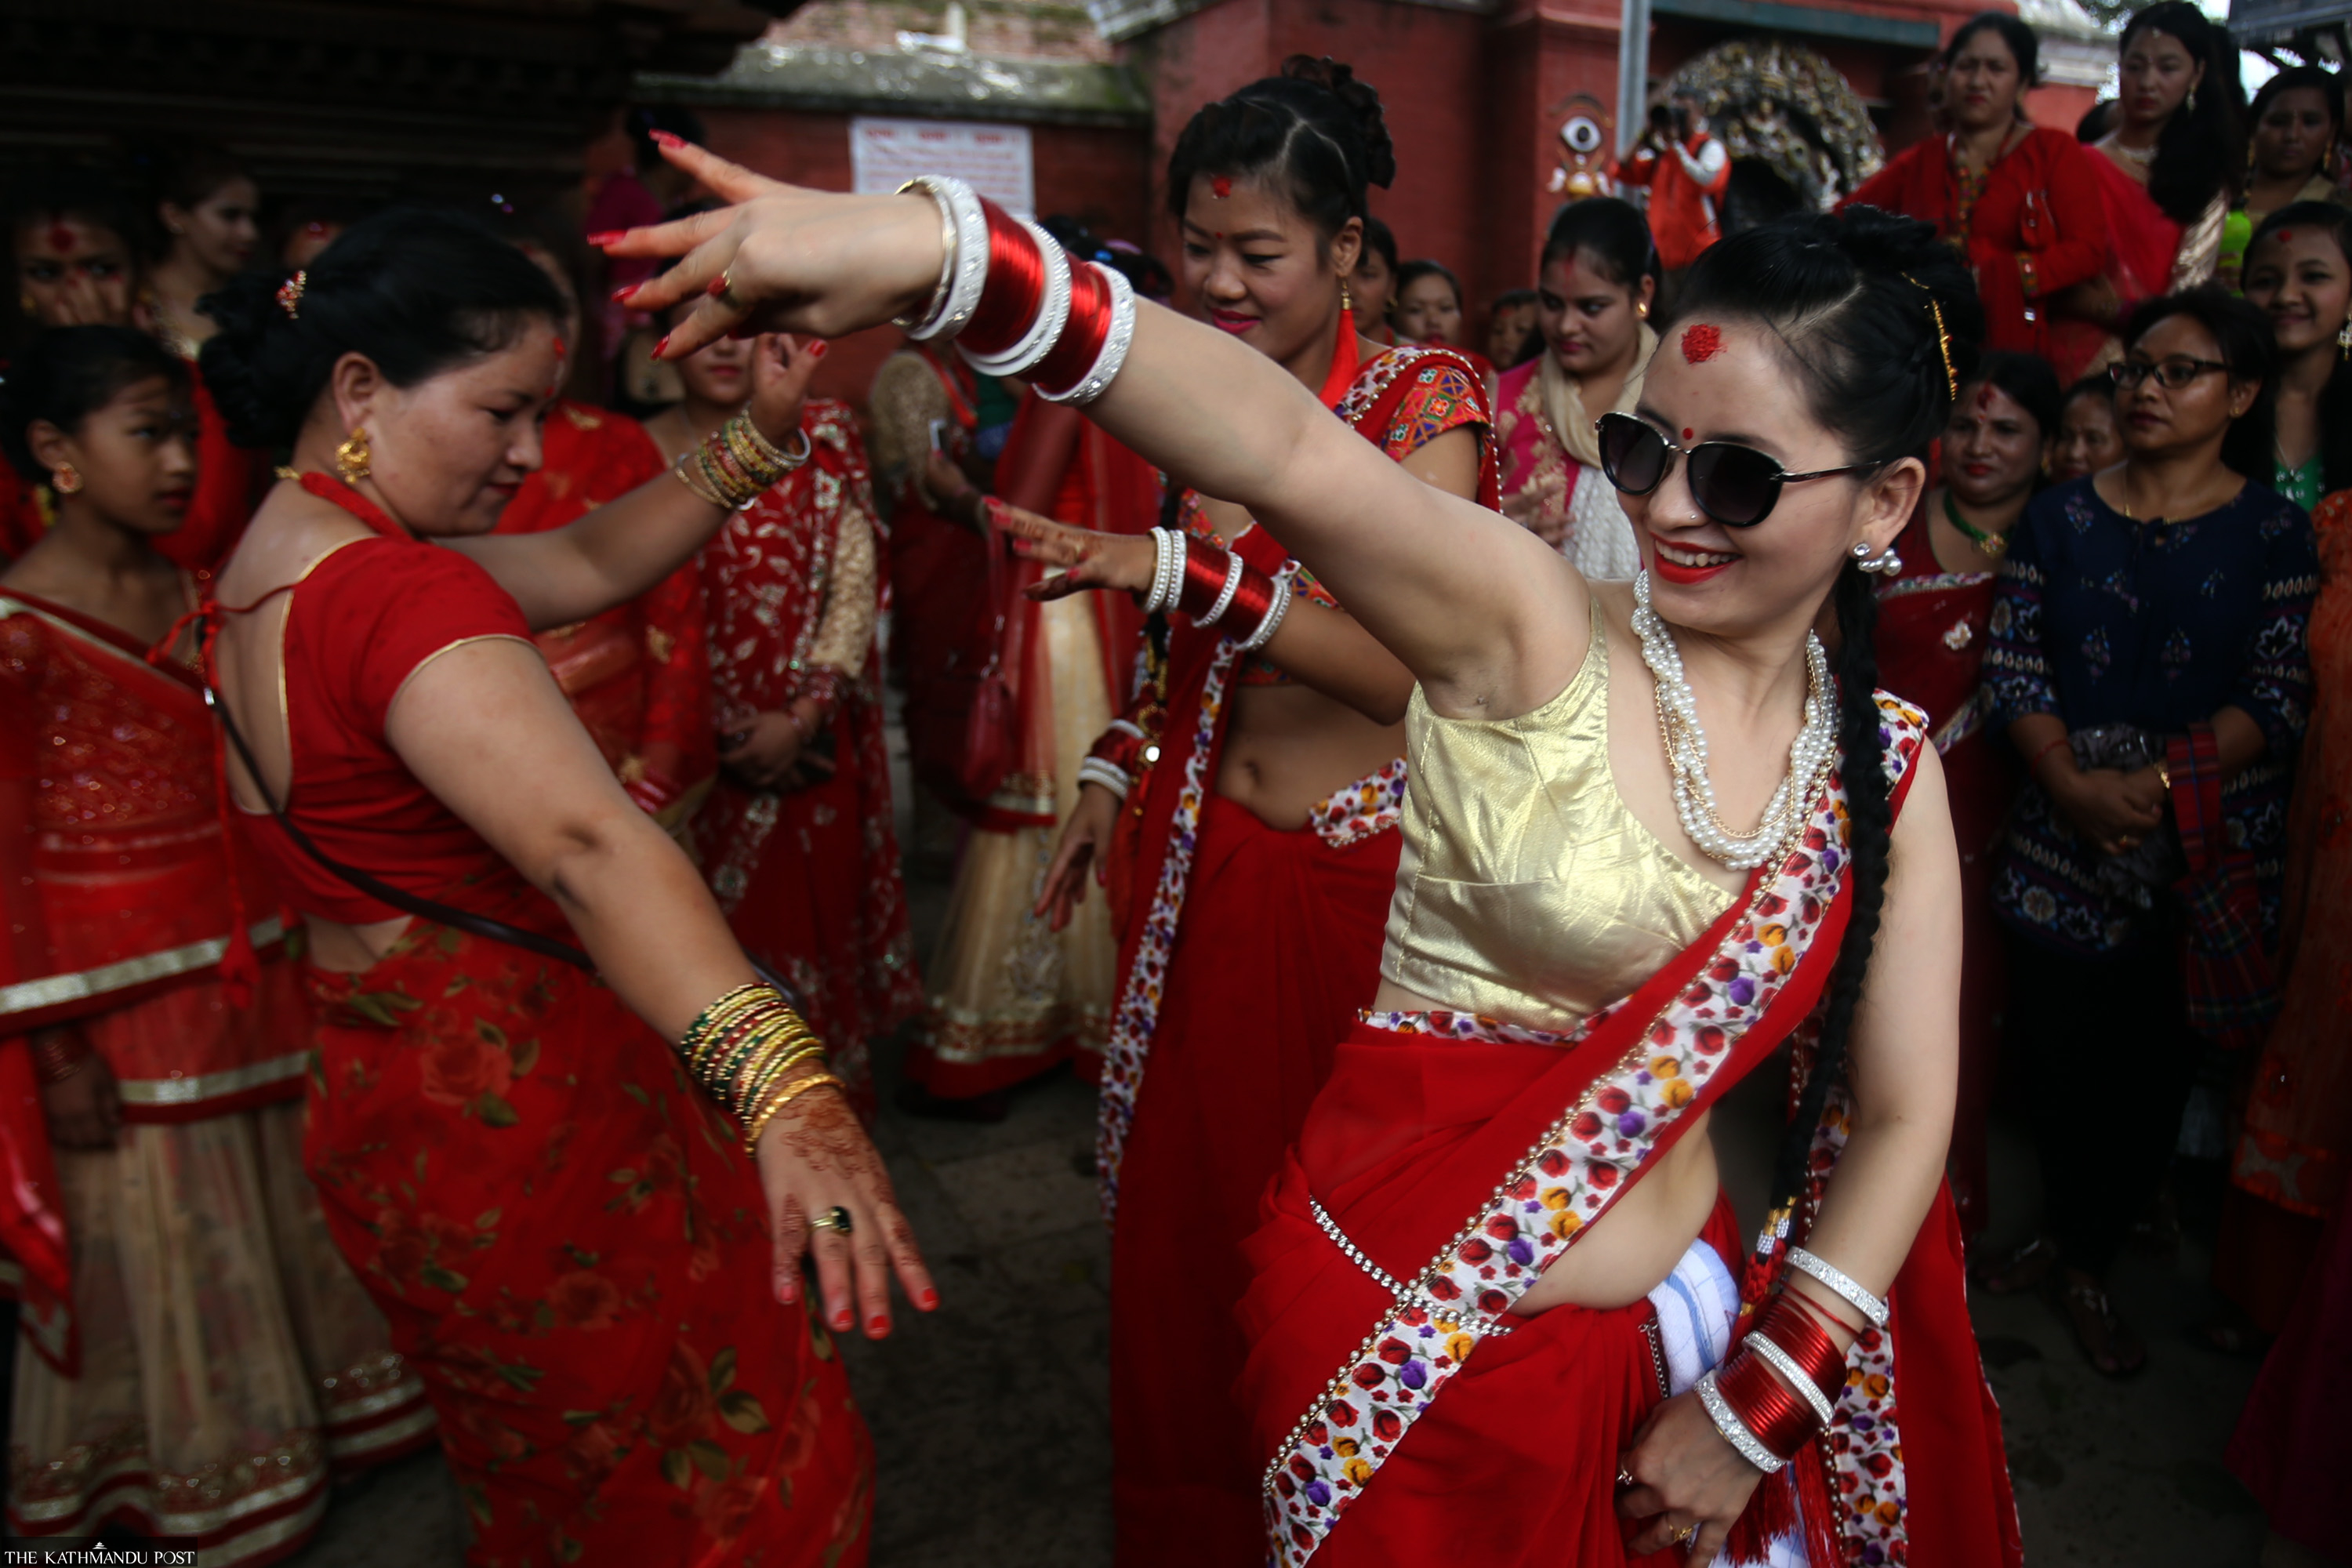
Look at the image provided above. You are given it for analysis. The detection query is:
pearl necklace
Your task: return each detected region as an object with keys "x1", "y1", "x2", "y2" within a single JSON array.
[{"x1": 1631, "y1": 570, "x2": 1836, "y2": 870}]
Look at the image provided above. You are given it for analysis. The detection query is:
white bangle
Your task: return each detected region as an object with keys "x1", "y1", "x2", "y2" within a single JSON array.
[
  {"x1": 960, "y1": 221, "x2": 1073, "y2": 378},
  {"x1": 1746, "y1": 1334, "x2": 1838, "y2": 1428},
  {"x1": 1036, "y1": 263, "x2": 1138, "y2": 406},
  {"x1": 1143, "y1": 528, "x2": 1185, "y2": 615},
  {"x1": 1201, "y1": 550, "x2": 1246, "y2": 628},
  {"x1": 892, "y1": 176, "x2": 987, "y2": 341},
  {"x1": 1076, "y1": 757, "x2": 1132, "y2": 801},
  {"x1": 1694, "y1": 1369, "x2": 1787, "y2": 1474},
  {"x1": 1235, "y1": 571, "x2": 1292, "y2": 652},
  {"x1": 1105, "y1": 718, "x2": 1146, "y2": 742},
  {"x1": 1786, "y1": 1247, "x2": 1889, "y2": 1330}
]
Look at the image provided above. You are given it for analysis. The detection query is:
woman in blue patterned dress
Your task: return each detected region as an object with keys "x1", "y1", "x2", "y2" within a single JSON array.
[{"x1": 1983, "y1": 285, "x2": 2318, "y2": 1374}]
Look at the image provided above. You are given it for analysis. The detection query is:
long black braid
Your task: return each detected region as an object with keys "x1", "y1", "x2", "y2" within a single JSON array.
[{"x1": 1668, "y1": 206, "x2": 1981, "y2": 1221}]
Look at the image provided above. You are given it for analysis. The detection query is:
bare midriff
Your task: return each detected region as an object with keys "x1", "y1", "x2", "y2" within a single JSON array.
[
  {"x1": 1370, "y1": 977, "x2": 1723, "y2": 1316},
  {"x1": 1217, "y1": 680, "x2": 1404, "y2": 829}
]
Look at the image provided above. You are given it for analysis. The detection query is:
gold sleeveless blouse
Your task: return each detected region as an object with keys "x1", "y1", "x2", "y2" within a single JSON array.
[{"x1": 1380, "y1": 610, "x2": 1736, "y2": 1032}]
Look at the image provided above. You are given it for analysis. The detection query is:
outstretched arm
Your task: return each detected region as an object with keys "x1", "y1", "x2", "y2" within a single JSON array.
[
  {"x1": 451, "y1": 334, "x2": 821, "y2": 630},
  {"x1": 604, "y1": 145, "x2": 1592, "y2": 722}
]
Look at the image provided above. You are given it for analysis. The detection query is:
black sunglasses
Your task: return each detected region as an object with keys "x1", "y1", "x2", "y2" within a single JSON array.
[{"x1": 1595, "y1": 412, "x2": 1870, "y2": 528}]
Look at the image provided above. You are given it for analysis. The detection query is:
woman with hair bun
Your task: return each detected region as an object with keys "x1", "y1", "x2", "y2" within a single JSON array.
[
  {"x1": 195, "y1": 208, "x2": 934, "y2": 1564},
  {"x1": 601, "y1": 129, "x2": 2019, "y2": 1568},
  {"x1": 2055, "y1": 3, "x2": 2247, "y2": 371},
  {"x1": 0, "y1": 326, "x2": 426, "y2": 1555},
  {"x1": 1494, "y1": 195, "x2": 1657, "y2": 578},
  {"x1": 1842, "y1": 12, "x2": 2111, "y2": 372}
]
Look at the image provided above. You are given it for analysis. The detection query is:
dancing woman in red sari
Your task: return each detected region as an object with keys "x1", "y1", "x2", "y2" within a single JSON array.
[
  {"x1": 193, "y1": 212, "x2": 933, "y2": 1567},
  {"x1": 1015, "y1": 61, "x2": 1495, "y2": 1559},
  {"x1": 0, "y1": 328, "x2": 423, "y2": 1561},
  {"x1": 603, "y1": 143, "x2": 2016, "y2": 1568}
]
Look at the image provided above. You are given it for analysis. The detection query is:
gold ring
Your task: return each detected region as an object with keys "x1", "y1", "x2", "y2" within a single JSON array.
[
  {"x1": 1676, "y1": 1523, "x2": 1697, "y2": 1544},
  {"x1": 713, "y1": 267, "x2": 740, "y2": 307},
  {"x1": 810, "y1": 1205, "x2": 853, "y2": 1236}
]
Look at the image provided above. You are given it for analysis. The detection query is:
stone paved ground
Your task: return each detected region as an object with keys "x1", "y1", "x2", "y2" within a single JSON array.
[{"x1": 288, "y1": 706, "x2": 2288, "y2": 1566}]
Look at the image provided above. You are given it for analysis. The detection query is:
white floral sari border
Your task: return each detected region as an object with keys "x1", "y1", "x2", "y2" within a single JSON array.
[{"x1": 1260, "y1": 694, "x2": 1928, "y2": 1568}]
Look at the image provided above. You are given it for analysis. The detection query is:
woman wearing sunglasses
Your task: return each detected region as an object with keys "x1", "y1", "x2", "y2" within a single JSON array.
[
  {"x1": 1868, "y1": 350, "x2": 2060, "y2": 1242},
  {"x1": 604, "y1": 154, "x2": 2020, "y2": 1563},
  {"x1": 1983, "y1": 286, "x2": 2317, "y2": 1377}
]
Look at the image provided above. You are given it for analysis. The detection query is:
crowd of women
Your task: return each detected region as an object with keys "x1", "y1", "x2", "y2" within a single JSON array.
[{"x1": 0, "y1": 5, "x2": 2346, "y2": 1566}]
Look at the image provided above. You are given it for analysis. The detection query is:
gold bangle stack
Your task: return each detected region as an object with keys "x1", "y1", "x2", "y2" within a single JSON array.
[
  {"x1": 677, "y1": 982, "x2": 840, "y2": 1148},
  {"x1": 673, "y1": 411, "x2": 815, "y2": 509}
]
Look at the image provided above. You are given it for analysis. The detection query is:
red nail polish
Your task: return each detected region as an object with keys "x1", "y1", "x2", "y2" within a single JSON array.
[
  {"x1": 868, "y1": 1315, "x2": 889, "y2": 1335},
  {"x1": 833, "y1": 1310, "x2": 852, "y2": 1330},
  {"x1": 654, "y1": 333, "x2": 671, "y2": 357},
  {"x1": 810, "y1": 341, "x2": 829, "y2": 358},
  {"x1": 706, "y1": 276, "x2": 728, "y2": 298},
  {"x1": 610, "y1": 285, "x2": 637, "y2": 303},
  {"x1": 586, "y1": 230, "x2": 626, "y2": 246},
  {"x1": 652, "y1": 129, "x2": 686, "y2": 151},
  {"x1": 920, "y1": 1287, "x2": 940, "y2": 1309}
]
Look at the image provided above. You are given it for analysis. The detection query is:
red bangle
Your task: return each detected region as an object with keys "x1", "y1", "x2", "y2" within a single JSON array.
[
  {"x1": 1779, "y1": 1282, "x2": 1865, "y2": 1340},
  {"x1": 1221, "y1": 565, "x2": 1278, "y2": 633},
  {"x1": 1715, "y1": 1349, "x2": 1818, "y2": 1460},
  {"x1": 1175, "y1": 539, "x2": 1234, "y2": 620},
  {"x1": 2027, "y1": 733, "x2": 2071, "y2": 777},
  {"x1": 960, "y1": 201, "x2": 1046, "y2": 359},
  {"x1": 1749, "y1": 1295, "x2": 1846, "y2": 1402},
  {"x1": 1033, "y1": 260, "x2": 1113, "y2": 396}
]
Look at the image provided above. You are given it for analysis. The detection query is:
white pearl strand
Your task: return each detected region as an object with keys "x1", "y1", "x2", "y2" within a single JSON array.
[{"x1": 1631, "y1": 570, "x2": 1836, "y2": 871}]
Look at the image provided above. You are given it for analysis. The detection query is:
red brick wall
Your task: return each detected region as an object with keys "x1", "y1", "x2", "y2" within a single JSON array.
[{"x1": 697, "y1": 107, "x2": 1152, "y2": 410}]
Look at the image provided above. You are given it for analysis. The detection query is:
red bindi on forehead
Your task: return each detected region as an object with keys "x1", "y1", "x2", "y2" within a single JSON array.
[
  {"x1": 43, "y1": 221, "x2": 78, "y2": 253},
  {"x1": 1211, "y1": 176, "x2": 1232, "y2": 199},
  {"x1": 1975, "y1": 383, "x2": 1996, "y2": 412},
  {"x1": 1679, "y1": 324, "x2": 1723, "y2": 364},
  {"x1": 1682, "y1": 428, "x2": 1695, "y2": 440}
]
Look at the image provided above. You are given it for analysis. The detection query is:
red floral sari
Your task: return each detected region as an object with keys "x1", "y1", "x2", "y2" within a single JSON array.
[
  {"x1": 0, "y1": 588, "x2": 425, "y2": 1563},
  {"x1": 1102, "y1": 339, "x2": 1499, "y2": 1564},
  {"x1": 696, "y1": 400, "x2": 921, "y2": 1108},
  {"x1": 216, "y1": 476, "x2": 871, "y2": 1568},
  {"x1": 1237, "y1": 699, "x2": 2020, "y2": 1568},
  {"x1": 1873, "y1": 505, "x2": 2015, "y2": 1236},
  {"x1": 495, "y1": 401, "x2": 713, "y2": 830}
]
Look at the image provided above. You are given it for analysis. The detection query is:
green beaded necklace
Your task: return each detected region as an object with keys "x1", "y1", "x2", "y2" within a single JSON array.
[{"x1": 1943, "y1": 490, "x2": 2009, "y2": 560}]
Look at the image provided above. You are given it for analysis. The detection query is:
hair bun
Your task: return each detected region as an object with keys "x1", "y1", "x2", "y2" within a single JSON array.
[
  {"x1": 196, "y1": 267, "x2": 306, "y2": 450},
  {"x1": 1280, "y1": 54, "x2": 1396, "y2": 190}
]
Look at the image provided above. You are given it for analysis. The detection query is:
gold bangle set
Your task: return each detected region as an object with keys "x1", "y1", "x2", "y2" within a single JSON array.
[
  {"x1": 673, "y1": 412, "x2": 815, "y2": 510},
  {"x1": 678, "y1": 982, "x2": 841, "y2": 1149}
]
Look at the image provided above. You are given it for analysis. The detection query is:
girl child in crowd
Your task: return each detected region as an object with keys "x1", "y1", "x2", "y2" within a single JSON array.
[
  {"x1": 2049, "y1": 372, "x2": 2126, "y2": 481},
  {"x1": 0, "y1": 327, "x2": 423, "y2": 1555},
  {"x1": 2213, "y1": 203, "x2": 2352, "y2": 1343},
  {"x1": 1495, "y1": 197, "x2": 1657, "y2": 579},
  {"x1": 597, "y1": 120, "x2": 2021, "y2": 1568},
  {"x1": 648, "y1": 301, "x2": 920, "y2": 1105},
  {"x1": 1349, "y1": 214, "x2": 1399, "y2": 347},
  {"x1": 1029, "y1": 57, "x2": 1494, "y2": 1560},
  {"x1": 195, "y1": 209, "x2": 932, "y2": 1563},
  {"x1": 1872, "y1": 350, "x2": 2060, "y2": 1238},
  {"x1": 1984, "y1": 287, "x2": 2316, "y2": 1376}
]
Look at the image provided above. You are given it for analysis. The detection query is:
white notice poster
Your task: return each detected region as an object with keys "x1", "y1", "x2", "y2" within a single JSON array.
[{"x1": 851, "y1": 118, "x2": 1035, "y2": 219}]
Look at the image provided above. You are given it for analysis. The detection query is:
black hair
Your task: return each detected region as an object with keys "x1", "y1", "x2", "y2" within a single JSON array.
[
  {"x1": 2122, "y1": 283, "x2": 2278, "y2": 481},
  {"x1": 7, "y1": 167, "x2": 153, "y2": 263},
  {"x1": 1395, "y1": 259, "x2": 1462, "y2": 310},
  {"x1": 149, "y1": 141, "x2": 252, "y2": 215},
  {"x1": 2076, "y1": 99, "x2": 2118, "y2": 143},
  {"x1": 1492, "y1": 287, "x2": 1539, "y2": 312},
  {"x1": 198, "y1": 207, "x2": 565, "y2": 451},
  {"x1": 2248, "y1": 65, "x2": 2347, "y2": 183},
  {"x1": 1956, "y1": 349, "x2": 2063, "y2": 438},
  {"x1": 1166, "y1": 56, "x2": 1396, "y2": 246},
  {"x1": 2120, "y1": 2, "x2": 2247, "y2": 226},
  {"x1": 2247, "y1": 201, "x2": 2352, "y2": 492},
  {"x1": 1540, "y1": 196, "x2": 1659, "y2": 287},
  {"x1": 1945, "y1": 12, "x2": 2042, "y2": 91},
  {"x1": 1359, "y1": 216, "x2": 1399, "y2": 277},
  {"x1": 1040, "y1": 216, "x2": 1177, "y2": 300},
  {"x1": 0, "y1": 325, "x2": 189, "y2": 480},
  {"x1": 1671, "y1": 208, "x2": 1982, "y2": 1220},
  {"x1": 2062, "y1": 371, "x2": 2115, "y2": 408}
]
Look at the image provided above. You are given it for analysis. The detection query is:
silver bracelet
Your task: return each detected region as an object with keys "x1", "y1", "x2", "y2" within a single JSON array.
[
  {"x1": 1235, "y1": 571, "x2": 1292, "y2": 652},
  {"x1": 891, "y1": 176, "x2": 988, "y2": 340},
  {"x1": 1694, "y1": 1369, "x2": 1787, "y2": 1474},
  {"x1": 1036, "y1": 263, "x2": 1138, "y2": 407},
  {"x1": 1786, "y1": 1247, "x2": 1889, "y2": 1330},
  {"x1": 1200, "y1": 550, "x2": 1246, "y2": 628},
  {"x1": 1076, "y1": 757, "x2": 1132, "y2": 801},
  {"x1": 960, "y1": 221, "x2": 1073, "y2": 378},
  {"x1": 1143, "y1": 528, "x2": 1185, "y2": 615},
  {"x1": 1745, "y1": 1334, "x2": 1838, "y2": 1428}
]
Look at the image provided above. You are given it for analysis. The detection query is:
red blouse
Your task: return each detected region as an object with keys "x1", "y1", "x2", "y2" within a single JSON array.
[{"x1": 225, "y1": 481, "x2": 535, "y2": 924}]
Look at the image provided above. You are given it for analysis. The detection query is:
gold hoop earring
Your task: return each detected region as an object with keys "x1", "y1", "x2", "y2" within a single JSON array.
[
  {"x1": 51, "y1": 463, "x2": 82, "y2": 495},
  {"x1": 1340, "y1": 277, "x2": 1354, "y2": 316},
  {"x1": 335, "y1": 427, "x2": 372, "y2": 484}
]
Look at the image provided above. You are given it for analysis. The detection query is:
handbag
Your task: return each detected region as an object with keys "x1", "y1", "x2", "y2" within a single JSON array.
[{"x1": 906, "y1": 505, "x2": 1025, "y2": 812}]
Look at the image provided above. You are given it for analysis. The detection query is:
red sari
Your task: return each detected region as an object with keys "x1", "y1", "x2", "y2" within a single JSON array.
[
  {"x1": 697, "y1": 400, "x2": 921, "y2": 1105},
  {"x1": 1104, "y1": 339, "x2": 1499, "y2": 1564},
  {"x1": 1237, "y1": 702, "x2": 2020, "y2": 1568},
  {"x1": 216, "y1": 476, "x2": 872, "y2": 1568},
  {"x1": 0, "y1": 588, "x2": 425, "y2": 1561},
  {"x1": 494, "y1": 401, "x2": 713, "y2": 830},
  {"x1": 1872, "y1": 505, "x2": 2015, "y2": 1236}
]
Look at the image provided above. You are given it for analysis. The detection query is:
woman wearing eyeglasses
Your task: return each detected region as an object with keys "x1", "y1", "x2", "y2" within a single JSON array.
[
  {"x1": 597, "y1": 133, "x2": 2026, "y2": 1562},
  {"x1": 1982, "y1": 286, "x2": 2317, "y2": 1377}
]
